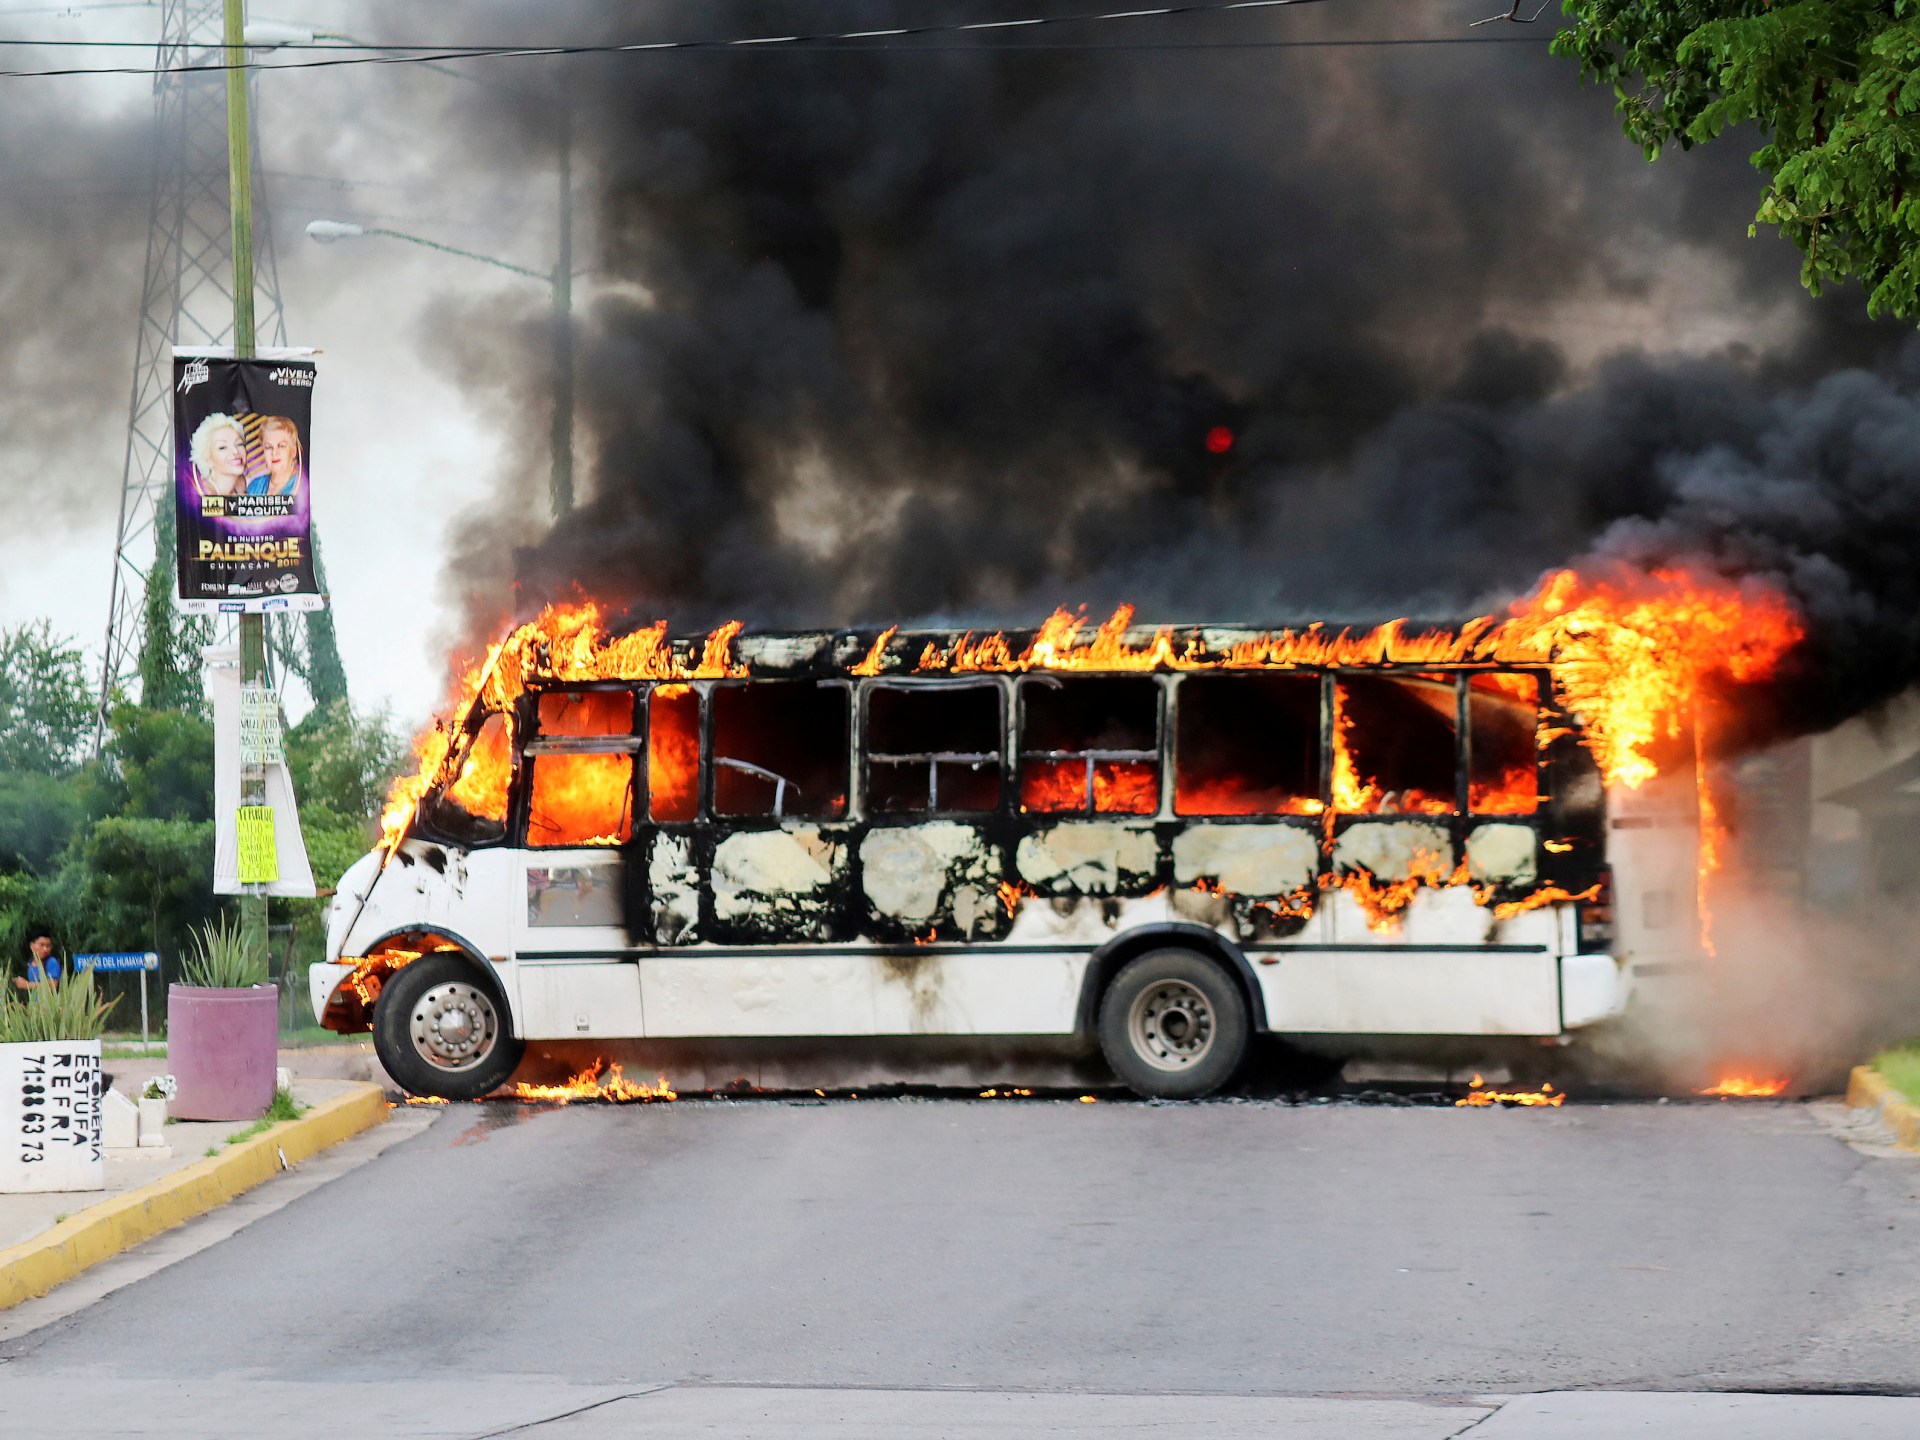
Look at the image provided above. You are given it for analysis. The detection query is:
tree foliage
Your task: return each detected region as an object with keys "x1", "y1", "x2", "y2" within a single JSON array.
[
  {"x1": 1556, "y1": 0, "x2": 1920, "y2": 318},
  {"x1": 0, "y1": 620, "x2": 92, "y2": 775},
  {"x1": 0, "y1": 619, "x2": 400, "y2": 1008}
]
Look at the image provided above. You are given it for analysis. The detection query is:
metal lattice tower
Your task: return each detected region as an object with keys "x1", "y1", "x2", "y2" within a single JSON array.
[{"x1": 99, "y1": 0, "x2": 347, "y2": 733}]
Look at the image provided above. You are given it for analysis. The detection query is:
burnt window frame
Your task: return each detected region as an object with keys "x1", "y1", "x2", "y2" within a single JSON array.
[
  {"x1": 705, "y1": 677, "x2": 854, "y2": 823},
  {"x1": 858, "y1": 677, "x2": 1009, "y2": 819},
  {"x1": 1170, "y1": 669, "x2": 1328, "y2": 820},
  {"x1": 1329, "y1": 669, "x2": 1465, "y2": 818},
  {"x1": 1014, "y1": 673, "x2": 1167, "y2": 819},
  {"x1": 515, "y1": 683, "x2": 645, "y2": 849},
  {"x1": 643, "y1": 681, "x2": 705, "y2": 825},
  {"x1": 1322, "y1": 666, "x2": 1549, "y2": 820},
  {"x1": 412, "y1": 705, "x2": 515, "y2": 850},
  {"x1": 1463, "y1": 666, "x2": 1547, "y2": 818}
]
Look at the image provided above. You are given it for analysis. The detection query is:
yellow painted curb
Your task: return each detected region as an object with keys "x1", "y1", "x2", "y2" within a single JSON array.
[
  {"x1": 1848, "y1": 1064, "x2": 1920, "y2": 1151},
  {"x1": 0, "y1": 1080, "x2": 388, "y2": 1311}
]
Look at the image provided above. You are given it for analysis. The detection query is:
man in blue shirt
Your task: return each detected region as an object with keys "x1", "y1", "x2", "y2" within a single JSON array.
[{"x1": 13, "y1": 931, "x2": 61, "y2": 991}]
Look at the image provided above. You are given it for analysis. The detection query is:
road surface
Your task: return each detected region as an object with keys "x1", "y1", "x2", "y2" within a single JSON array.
[{"x1": 4, "y1": 1094, "x2": 1919, "y2": 1436}]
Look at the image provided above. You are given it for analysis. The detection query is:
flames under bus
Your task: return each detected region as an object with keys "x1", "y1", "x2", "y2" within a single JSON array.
[{"x1": 312, "y1": 622, "x2": 1703, "y2": 1100}]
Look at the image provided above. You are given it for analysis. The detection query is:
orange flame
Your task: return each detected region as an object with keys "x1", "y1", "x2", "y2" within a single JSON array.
[
  {"x1": 1456, "y1": 1075, "x2": 1565, "y2": 1107},
  {"x1": 1018, "y1": 758, "x2": 1157, "y2": 814},
  {"x1": 996, "y1": 879, "x2": 1033, "y2": 915},
  {"x1": 383, "y1": 571, "x2": 1802, "y2": 936},
  {"x1": 1489, "y1": 883, "x2": 1601, "y2": 922},
  {"x1": 1698, "y1": 1074, "x2": 1788, "y2": 1097},
  {"x1": 509, "y1": 1059, "x2": 676, "y2": 1104},
  {"x1": 1328, "y1": 852, "x2": 1465, "y2": 933},
  {"x1": 381, "y1": 603, "x2": 745, "y2": 851}
]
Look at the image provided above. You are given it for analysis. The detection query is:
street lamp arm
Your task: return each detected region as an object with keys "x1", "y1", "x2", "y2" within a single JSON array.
[{"x1": 338, "y1": 224, "x2": 552, "y2": 283}]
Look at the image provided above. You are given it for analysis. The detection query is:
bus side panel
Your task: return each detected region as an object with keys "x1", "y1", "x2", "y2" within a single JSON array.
[
  {"x1": 640, "y1": 955, "x2": 880, "y2": 1037},
  {"x1": 1261, "y1": 949, "x2": 1561, "y2": 1035},
  {"x1": 636, "y1": 952, "x2": 1087, "y2": 1037},
  {"x1": 1605, "y1": 773, "x2": 1702, "y2": 978},
  {"x1": 867, "y1": 951, "x2": 1085, "y2": 1035},
  {"x1": 515, "y1": 961, "x2": 646, "y2": 1040}
]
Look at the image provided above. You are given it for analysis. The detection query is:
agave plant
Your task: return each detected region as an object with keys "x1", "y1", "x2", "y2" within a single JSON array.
[
  {"x1": 0, "y1": 969, "x2": 111, "y2": 1043},
  {"x1": 180, "y1": 912, "x2": 266, "y2": 990}
]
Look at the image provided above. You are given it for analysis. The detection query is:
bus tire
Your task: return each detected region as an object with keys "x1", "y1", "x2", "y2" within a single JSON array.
[
  {"x1": 373, "y1": 952, "x2": 524, "y2": 1101},
  {"x1": 1097, "y1": 948, "x2": 1249, "y2": 1099}
]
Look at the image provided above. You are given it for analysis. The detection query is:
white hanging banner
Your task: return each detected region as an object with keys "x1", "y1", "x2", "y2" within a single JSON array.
[{"x1": 206, "y1": 646, "x2": 316, "y2": 898}]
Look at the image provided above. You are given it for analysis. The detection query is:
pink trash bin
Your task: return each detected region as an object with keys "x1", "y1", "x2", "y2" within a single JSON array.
[{"x1": 167, "y1": 984, "x2": 279, "y2": 1121}]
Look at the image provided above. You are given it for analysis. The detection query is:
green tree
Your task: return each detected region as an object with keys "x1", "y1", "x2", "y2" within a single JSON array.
[
  {"x1": 69, "y1": 816, "x2": 221, "y2": 963},
  {"x1": 0, "y1": 621, "x2": 91, "y2": 775},
  {"x1": 137, "y1": 506, "x2": 205, "y2": 712},
  {"x1": 285, "y1": 700, "x2": 402, "y2": 829},
  {"x1": 98, "y1": 703, "x2": 215, "y2": 824},
  {"x1": 1556, "y1": 0, "x2": 1920, "y2": 318},
  {"x1": 0, "y1": 772, "x2": 86, "y2": 875}
]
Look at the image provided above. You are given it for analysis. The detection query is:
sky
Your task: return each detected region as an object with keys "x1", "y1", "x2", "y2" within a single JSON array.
[
  {"x1": 0, "y1": 0, "x2": 567, "y2": 731},
  {"x1": 0, "y1": 0, "x2": 1902, "y2": 739}
]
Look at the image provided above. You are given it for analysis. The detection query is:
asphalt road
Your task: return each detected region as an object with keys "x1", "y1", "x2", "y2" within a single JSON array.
[{"x1": 5, "y1": 1095, "x2": 1920, "y2": 1436}]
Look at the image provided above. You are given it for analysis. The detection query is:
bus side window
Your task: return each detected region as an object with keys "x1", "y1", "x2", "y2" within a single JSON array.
[
  {"x1": 526, "y1": 752, "x2": 636, "y2": 847},
  {"x1": 649, "y1": 685, "x2": 700, "y2": 823},
  {"x1": 1333, "y1": 673, "x2": 1458, "y2": 815},
  {"x1": 866, "y1": 684, "x2": 1002, "y2": 813},
  {"x1": 537, "y1": 689, "x2": 634, "y2": 737},
  {"x1": 1175, "y1": 673, "x2": 1321, "y2": 816},
  {"x1": 1019, "y1": 676, "x2": 1159, "y2": 816},
  {"x1": 416, "y1": 710, "x2": 511, "y2": 846},
  {"x1": 712, "y1": 681, "x2": 850, "y2": 820},
  {"x1": 443, "y1": 711, "x2": 511, "y2": 828},
  {"x1": 1467, "y1": 672, "x2": 1539, "y2": 815}
]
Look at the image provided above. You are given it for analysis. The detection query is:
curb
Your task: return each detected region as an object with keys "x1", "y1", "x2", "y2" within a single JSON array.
[
  {"x1": 1846, "y1": 1065, "x2": 1920, "y2": 1151},
  {"x1": 0, "y1": 1080, "x2": 389, "y2": 1311}
]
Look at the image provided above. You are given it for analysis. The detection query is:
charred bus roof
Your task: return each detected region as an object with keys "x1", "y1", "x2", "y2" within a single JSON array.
[{"x1": 519, "y1": 617, "x2": 1548, "y2": 688}]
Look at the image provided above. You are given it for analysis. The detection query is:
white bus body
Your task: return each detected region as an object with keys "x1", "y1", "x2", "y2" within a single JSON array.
[{"x1": 312, "y1": 637, "x2": 1697, "y2": 1098}]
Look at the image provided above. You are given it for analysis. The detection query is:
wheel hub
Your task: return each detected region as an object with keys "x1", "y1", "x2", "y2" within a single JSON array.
[
  {"x1": 1128, "y1": 979, "x2": 1216, "y2": 1071},
  {"x1": 411, "y1": 981, "x2": 497, "y2": 1072}
]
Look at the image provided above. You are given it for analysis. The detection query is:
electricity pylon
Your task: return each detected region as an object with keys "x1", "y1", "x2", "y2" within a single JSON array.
[{"x1": 99, "y1": 0, "x2": 347, "y2": 737}]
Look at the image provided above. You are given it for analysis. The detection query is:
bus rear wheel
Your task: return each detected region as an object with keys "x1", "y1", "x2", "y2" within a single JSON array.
[
  {"x1": 374, "y1": 952, "x2": 524, "y2": 1101},
  {"x1": 1097, "y1": 948, "x2": 1249, "y2": 1099}
]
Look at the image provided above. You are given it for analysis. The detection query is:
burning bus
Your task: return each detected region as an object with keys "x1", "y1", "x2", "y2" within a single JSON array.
[{"x1": 311, "y1": 575, "x2": 1799, "y2": 1100}]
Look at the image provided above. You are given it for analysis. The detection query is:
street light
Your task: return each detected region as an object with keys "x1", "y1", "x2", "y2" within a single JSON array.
[
  {"x1": 262, "y1": 22, "x2": 576, "y2": 518},
  {"x1": 304, "y1": 216, "x2": 574, "y2": 520}
]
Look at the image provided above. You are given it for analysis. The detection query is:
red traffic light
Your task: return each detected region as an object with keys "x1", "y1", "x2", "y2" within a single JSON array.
[{"x1": 1204, "y1": 425, "x2": 1234, "y2": 455}]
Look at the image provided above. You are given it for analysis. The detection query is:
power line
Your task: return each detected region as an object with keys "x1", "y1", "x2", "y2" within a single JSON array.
[
  {"x1": 0, "y1": 0, "x2": 1555, "y2": 78},
  {"x1": 0, "y1": 32, "x2": 1557, "y2": 51},
  {"x1": 0, "y1": 35, "x2": 1559, "y2": 78},
  {"x1": 0, "y1": 2, "x2": 154, "y2": 15}
]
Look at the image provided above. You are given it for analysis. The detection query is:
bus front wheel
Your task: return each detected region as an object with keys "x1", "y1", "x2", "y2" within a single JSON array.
[
  {"x1": 1097, "y1": 948, "x2": 1249, "y2": 1099},
  {"x1": 374, "y1": 953, "x2": 525, "y2": 1101}
]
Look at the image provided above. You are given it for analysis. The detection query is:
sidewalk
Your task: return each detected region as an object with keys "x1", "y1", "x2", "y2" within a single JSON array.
[
  {"x1": 102, "y1": 1039, "x2": 395, "y2": 1094},
  {"x1": 0, "y1": 1077, "x2": 359, "y2": 1253},
  {"x1": 0, "y1": 1380, "x2": 1914, "y2": 1438}
]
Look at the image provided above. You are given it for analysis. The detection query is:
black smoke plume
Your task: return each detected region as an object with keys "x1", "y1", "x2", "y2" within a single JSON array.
[{"x1": 429, "y1": 0, "x2": 1920, "y2": 746}]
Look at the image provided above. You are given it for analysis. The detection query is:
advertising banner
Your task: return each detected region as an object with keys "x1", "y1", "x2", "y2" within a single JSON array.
[{"x1": 172, "y1": 347, "x2": 324, "y2": 614}]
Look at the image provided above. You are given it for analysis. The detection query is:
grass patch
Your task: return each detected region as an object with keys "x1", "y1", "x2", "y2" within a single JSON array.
[
  {"x1": 102, "y1": 1043, "x2": 168, "y2": 1058},
  {"x1": 1872, "y1": 1042, "x2": 1920, "y2": 1105},
  {"x1": 220, "y1": 1087, "x2": 306, "y2": 1147}
]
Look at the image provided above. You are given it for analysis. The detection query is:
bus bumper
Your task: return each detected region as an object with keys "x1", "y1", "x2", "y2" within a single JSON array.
[{"x1": 1561, "y1": 953, "x2": 1627, "y2": 1030}]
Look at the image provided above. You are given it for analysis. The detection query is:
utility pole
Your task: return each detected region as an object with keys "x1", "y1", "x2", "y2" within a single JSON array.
[{"x1": 223, "y1": 0, "x2": 267, "y2": 969}]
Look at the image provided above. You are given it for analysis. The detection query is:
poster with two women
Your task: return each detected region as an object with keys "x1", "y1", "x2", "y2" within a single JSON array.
[{"x1": 171, "y1": 347, "x2": 324, "y2": 613}]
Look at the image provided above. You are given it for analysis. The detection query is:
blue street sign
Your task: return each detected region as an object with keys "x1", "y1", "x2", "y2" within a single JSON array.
[{"x1": 75, "y1": 952, "x2": 161, "y2": 973}]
